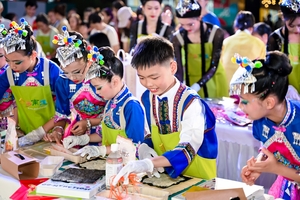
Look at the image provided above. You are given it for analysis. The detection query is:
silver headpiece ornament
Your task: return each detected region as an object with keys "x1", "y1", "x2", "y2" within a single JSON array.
[
  {"x1": 1, "y1": 19, "x2": 29, "y2": 54},
  {"x1": 281, "y1": 0, "x2": 300, "y2": 13},
  {"x1": 53, "y1": 26, "x2": 83, "y2": 68},
  {"x1": 85, "y1": 46, "x2": 110, "y2": 82},
  {"x1": 229, "y1": 54, "x2": 263, "y2": 95}
]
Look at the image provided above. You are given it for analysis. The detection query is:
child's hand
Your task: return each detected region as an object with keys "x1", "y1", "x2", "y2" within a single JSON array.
[
  {"x1": 71, "y1": 120, "x2": 87, "y2": 135},
  {"x1": 241, "y1": 156, "x2": 261, "y2": 185},
  {"x1": 248, "y1": 148, "x2": 279, "y2": 174}
]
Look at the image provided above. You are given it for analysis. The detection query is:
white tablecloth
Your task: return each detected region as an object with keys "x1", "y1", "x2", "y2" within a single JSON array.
[{"x1": 215, "y1": 122, "x2": 277, "y2": 191}]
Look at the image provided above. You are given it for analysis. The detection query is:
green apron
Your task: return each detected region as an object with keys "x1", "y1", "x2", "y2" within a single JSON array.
[
  {"x1": 286, "y1": 43, "x2": 300, "y2": 92},
  {"x1": 274, "y1": 29, "x2": 300, "y2": 92},
  {"x1": 36, "y1": 34, "x2": 55, "y2": 55},
  {"x1": 7, "y1": 59, "x2": 55, "y2": 134},
  {"x1": 101, "y1": 97, "x2": 134, "y2": 146},
  {"x1": 149, "y1": 91, "x2": 216, "y2": 180},
  {"x1": 176, "y1": 26, "x2": 228, "y2": 98}
]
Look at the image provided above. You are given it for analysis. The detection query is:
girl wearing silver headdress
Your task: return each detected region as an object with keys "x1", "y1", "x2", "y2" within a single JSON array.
[
  {"x1": 64, "y1": 47, "x2": 146, "y2": 160},
  {"x1": 229, "y1": 51, "x2": 300, "y2": 200},
  {"x1": 0, "y1": 20, "x2": 62, "y2": 147},
  {"x1": 42, "y1": 27, "x2": 106, "y2": 146},
  {"x1": 129, "y1": 0, "x2": 173, "y2": 51},
  {"x1": 171, "y1": 0, "x2": 227, "y2": 98},
  {"x1": 267, "y1": 0, "x2": 300, "y2": 94}
]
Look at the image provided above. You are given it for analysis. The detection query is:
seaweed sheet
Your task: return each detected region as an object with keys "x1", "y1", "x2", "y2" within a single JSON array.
[
  {"x1": 51, "y1": 168, "x2": 105, "y2": 183},
  {"x1": 142, "y1": 173, "x2": 191, "y2": 188}
]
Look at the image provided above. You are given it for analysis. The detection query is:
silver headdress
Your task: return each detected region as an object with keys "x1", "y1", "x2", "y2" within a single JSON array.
[
  {"x1": 85, "y1": 46, "x2": 110, "y2": 82},
  {"x1": 53, "y1": 26, "x2": 83, "y2": 68},
  {"x1": 2, "y1": 19, "x2": 29, "y2": 54},
  {"x1": 280, "y1": 0, "x2": 300, "y2": 14},
  {"x1": 229, "y1": 54, "x2": 263, "y2": 95}
]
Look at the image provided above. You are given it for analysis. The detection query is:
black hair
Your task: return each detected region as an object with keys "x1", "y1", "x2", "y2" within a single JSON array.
[
  {"x1": 89, "y1": 32, "x2": 110, "y2": 48},
  {"x1": 251, "y1": 51, "x2": 292, "y2": 103},
  {"x1": 131, "y1": 36, "x2": 174, "y2": 70},
  {"x1": 102, "y1": 7, "x2": 114, "y2": 22},
  {"x1": 35, "y1": 13, "x2": 49, "y2": 26},
  {"x1": 136, "y1": 5, "x2": 143, "y2": 17},
  {"x1": 253, "y1": 22, "x2": 271, "y2": 37},
  {"x1": 4, "y1": 13, "x2": 16, "y2": 21},
  {"x1": 112, "y1": 1, "x2": 125, "y2": 10},
  {"x1": 88, "y1": 12, "x2": 102, "y2": 25},
  {"x1": 54, "y1": 4, "x2": 67, "y2": 17},
  {"x1": 140, "y1": 0, "x2": 162, "y2": 6},
  {"x1": 97, "y1": 47, "x2": 124, "y2": 82},
  {"x1": 79, "y1": 22, "x2": 89, "y2": 29},
  {"x1": 280, "y1": 13, "x2": 300, "y2": 55},
  {"x1": 25, "y1": 0, "x2": 38, "y2": 8},
  {"x1": 8, "y1": 25, "x2": 37, "y2": 56},
  {"x1": 68, "y1": 31, "x2": 88, "y2": 62},
  {"x1": 234, "y1": 11, "x2": 255, "y2": 31}
]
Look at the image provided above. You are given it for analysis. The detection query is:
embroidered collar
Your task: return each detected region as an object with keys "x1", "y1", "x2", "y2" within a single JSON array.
[
  {"x1": 271, "y1": 99, "x2": 296, "y2": 130},
  {"x1": 157, "y1": 78, "x2": 180, "y2": 100},
  {"x1": 24, "y1": 57, "x2": 41, "y2": 75},
  {"x1": 235, "y1": 29, "x2": 251, "y2": 35},
  {"x1": 112, "y1": 84, "x2": 129, "y2": 104}
]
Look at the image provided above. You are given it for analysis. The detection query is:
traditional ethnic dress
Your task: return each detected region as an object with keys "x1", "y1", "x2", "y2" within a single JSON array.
[
  {"x1": 172, "y1": 24, "x2": 228, "y2": 98},
  {"x1": 0, "y1": 64, "x2": 15, "y2": 117},
  {"x1": 0, "y1": 58, "x2": 61, "y2": 133},
  {"x1": 54, "y1": 77, "x2": 106, "y2": 144},
  {"x1": 267, "y1": 28, "x2": 300, "y2": 93},
  {"x1": 101, "y1": 85, "x2": 145, "y2": 146},
  {"x1": 141, "y1": 78, "x2": 218, "y2": 179},
  {"x1": 129, "y1": 18, "x2": 173, "y2": 50},
  {"x1": 253, "y1": 99, "x2": 300, "y2": 199}
]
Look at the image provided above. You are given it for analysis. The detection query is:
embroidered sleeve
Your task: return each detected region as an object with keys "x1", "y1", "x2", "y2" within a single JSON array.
[
  {"x1": 124, "y1": 100, "x2": 145, "y2": 144},
  {"x1": 54, "y1": 77, "x2": 71, "y2": 123}
]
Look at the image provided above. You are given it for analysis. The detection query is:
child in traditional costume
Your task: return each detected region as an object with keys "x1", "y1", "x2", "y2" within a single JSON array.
[
  {"x1": 66, "y1": 46, "x2": 146, "y2": 159},
  {"x1": 112, "y1": 36, "x2": 218, "y2": 185},
  {"x1": 230, "y1": 51, "x2": 300, "y2": 199},
  {"x1": 43, "y1": 27, "x2": 106, "y2": 145},
  {"x1": 0, "y1": 20, "x2": 61, "y2": 146}
]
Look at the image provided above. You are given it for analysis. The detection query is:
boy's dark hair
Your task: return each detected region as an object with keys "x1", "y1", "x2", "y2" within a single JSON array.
[
  {"x1": 89, "y1": 32, "x2": 110, "y2": 48},
  {"x1": 252, "y1": 51, "x2": 292, "y2": 103},
  {"x1": 8, "y1": 25, "x2": 36, "y2": 56},
  {"x1": 35, "y1": 13, "x2": 49, "y2": 26},
  {"x1": 54, "y1": 4, "x2": 67, "y2": 17},
  {"x1": 253, "y1": 22, "x2": 271, "y2": 37},
  {"x1": 88, "y1": 12, "x2": 102, "y2": 25},
  {"x1": 234, "y1": 11, "x2": 255, "y2": 31},
  {"x1": 25, "y1": 0, "x2": 38, "y2": 8},
  {"x1": 131, "y1": 36, "x2": 174, "y2": 70}
]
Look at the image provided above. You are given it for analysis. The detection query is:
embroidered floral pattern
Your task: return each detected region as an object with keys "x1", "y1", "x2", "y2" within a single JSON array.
[
  {"x1": 174, "y1": 142, "x2": 196, "y2": 163},
  {"x1": 274, "y1": 151, "x2": 300, "y2": 170},
  {"x1": 0, "y1": 90, "x2": 14, "y2": 104},
  {"x1": 158, "y1": 97, "x2": 172, "y2": 134},
  {"x1": 73, "y1": 98, "x2": 104, "y2": 116}
]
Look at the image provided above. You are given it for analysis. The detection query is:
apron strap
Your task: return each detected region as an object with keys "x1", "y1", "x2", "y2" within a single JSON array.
[
  {"x1": 119, "y1": 96, "x2": 137, "y2": 130},
  {"x1": 137, "y1": 20, "x2": 143, "y2": 36},
  {"x1": 43, "y1": 58, "x2": 50, "y2": 86},
  {"x1": 175, "y1": 30, "x2": 184, "y2": 46},
  {"x1": 208, "y1": 25, "x2": 218, "y2": 43},
  {"x1": 6, "y1": 67, "x2": 15, "y2": 86},
  {"x1": 176, "y1": 88, "x2": 195, "y2": 132},
  {"x1": 159, "y1": 23, "x2": 168, "y2": 37}
]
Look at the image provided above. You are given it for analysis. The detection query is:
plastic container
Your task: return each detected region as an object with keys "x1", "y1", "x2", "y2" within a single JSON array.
[
  {"x1": 39, "y1": 156, "x2": 64, "y2": 177},
  {"x1": 106, "y1": 143, "x2": 123, "y2": 189}
]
